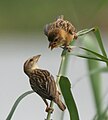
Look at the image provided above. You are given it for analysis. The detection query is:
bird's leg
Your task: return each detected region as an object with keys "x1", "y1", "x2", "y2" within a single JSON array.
[
  {"x1": 61, "y1": 45, "x2": 76, "y2": 52},
  {"x1": 42, "y1": 98, "x2": 54, "y2": 113},
  {"x1": 66, "y1": 45, "x2": 76, "y2": 52}
]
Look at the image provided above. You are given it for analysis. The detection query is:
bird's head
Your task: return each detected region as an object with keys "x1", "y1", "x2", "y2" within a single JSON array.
[
  {"x1": 24, "y1": 55, "x2": 41, "y2": 75},
  {"x1": 48, "y1": 29, "x2": 66, "y2": 50}
]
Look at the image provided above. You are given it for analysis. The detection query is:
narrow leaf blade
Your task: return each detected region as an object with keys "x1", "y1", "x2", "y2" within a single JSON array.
[
  {"x1": 59, "y1": 76, "x2": 79, "y2": 120},
  {"x1": 6, "y1": 90, "x2": 34, "y2": 120},
  {"x1": 94, "y1": 27, "x2": 107, "y2": 57},
  {"x1": 79, "y1": 47, "x2": 108, "y2": 62},
  {"x1": 73, "y1": 53, "x2": 108, "y2": 63},
  {"x1": 77, "y1": 28, "x2": 95, "y2": 37}
]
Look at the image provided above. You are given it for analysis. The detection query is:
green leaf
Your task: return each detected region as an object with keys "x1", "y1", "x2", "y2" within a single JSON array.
[
  {"x1": 77, "y1": 28, "x2": 95, "y2": 37},
  {"x1": 94, "y1": 27, "x2": 107, "y2": 58},
  {"x1": 72, "y1": 53, "x2": 108, "y2": 63},
  {"x1": 6, "y1": 90, "x2": 34, "y2": 120},
  {"x1": 82, "y1": 34, "x2": 102, "y2": 117},
  {"x1": 59, "y1": 76, "x2": 79, "y2": 120},
  {"x1": 79, "y1": 47, "x2": 108, "y2": 62}
]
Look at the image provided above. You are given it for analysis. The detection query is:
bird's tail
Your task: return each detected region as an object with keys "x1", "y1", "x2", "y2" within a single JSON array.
[{"x1": 54, "y1": 98, "x2": 66, "y2": 111}]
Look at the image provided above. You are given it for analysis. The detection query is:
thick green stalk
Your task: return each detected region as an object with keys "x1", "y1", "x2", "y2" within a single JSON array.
[{"x1": 46, "y1": 50, "x2": 70, "y2": 120}]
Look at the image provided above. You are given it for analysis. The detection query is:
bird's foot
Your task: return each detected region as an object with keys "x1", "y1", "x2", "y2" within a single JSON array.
[
  {"x1": 45, "y1": 107, "x2": 54, "y2": 113},
  {"x1": 65, "y1": 45, "x2": 76, "y2": 52}
]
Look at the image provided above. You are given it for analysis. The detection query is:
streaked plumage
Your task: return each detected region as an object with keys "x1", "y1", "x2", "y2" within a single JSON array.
[
  {"x1": 23, "y1": 55, "x2": 66, "y2": 112},
  {"x1": 44, "y1": 15, "x2": 77, "y2": 50}
]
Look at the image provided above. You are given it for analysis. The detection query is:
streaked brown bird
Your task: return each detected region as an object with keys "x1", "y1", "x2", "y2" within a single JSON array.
[
  {"x1": 44, "y1": 15, "x2": 77, "y2": 51},
  {"x1": 23, "y1": 55, "x2": 66, "y2": 112}
]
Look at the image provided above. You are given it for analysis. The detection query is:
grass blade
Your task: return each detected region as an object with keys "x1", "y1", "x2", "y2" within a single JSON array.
[
  {"x1": 6, "y1": 90, "x2": 34, "y2": 120},
  {"x1": 87, "y1": 52, "x2": 102, "y2": 118},
  {"x1": 77, "y1": 28, "x2": 95, "y2": 37},
  {"x1": 82, "y1": 34, "x2": 102, "y2": 118},
  {"x1": 94, "y1": 27, "x2": 107, "y2": 58},
  {"x1": 59, "y1": 76, "x2": 79, "y2": 120},
  {"x1": 72, "y1": 53, "x2": 108, "y2": 63},
  {"x1": 77, "y1": 28, "x2": 89, "y2": 34},
  {"x1": 79, "y1": 47, "x2": 108, "y2": 62}
]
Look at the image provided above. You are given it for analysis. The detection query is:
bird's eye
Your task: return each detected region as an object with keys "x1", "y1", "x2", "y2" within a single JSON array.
[
  {"x1": 29, "y1": 58, "x2": 33, "y2": 62},
  {"x1": 48, "y1": 38, "x2": 51, "y2": 42},
  {"x1": 54, "y1": 38, "x2": 58, "y2": 42}
]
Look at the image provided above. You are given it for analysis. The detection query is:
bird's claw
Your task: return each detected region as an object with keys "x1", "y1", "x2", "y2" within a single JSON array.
[
  {"x1": 65, "y1": 46, "x2": 76, "y2": 52},
  {"x1": 45, "y1": 107, "x2": 54, "y2": 113}
]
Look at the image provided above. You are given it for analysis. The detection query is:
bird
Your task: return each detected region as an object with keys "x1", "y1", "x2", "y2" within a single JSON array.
[
  {"x1": 23, "y1": 55, "x2": 66, "y2": 112},
  {"x1": 44, "y1": 15, "x2": 77, "y2": 51}
]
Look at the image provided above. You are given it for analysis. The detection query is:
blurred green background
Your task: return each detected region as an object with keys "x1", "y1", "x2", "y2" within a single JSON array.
[{"x1": 0, "y1": 0, "x2": 108, "y2": 33}]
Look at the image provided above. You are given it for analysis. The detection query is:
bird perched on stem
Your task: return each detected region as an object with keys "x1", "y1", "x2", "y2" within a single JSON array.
[
  {"x1": 44, "y1": 15, "x2": 77, "y2": 51},
  {"x1": 23, "y1": 55, "x2": 66, "y2": 112}
]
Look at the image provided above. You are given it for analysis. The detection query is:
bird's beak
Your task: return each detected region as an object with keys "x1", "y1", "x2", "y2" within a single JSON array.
[
  {"x1": 48, "y1": 42, "x2": 55, "y2": 50},
  {"x1": 33, "y1": 55, "x2": 41, "y2": 62},
  {"x1": 48, "y1": 42, "x2": 52, "y2": 48}
]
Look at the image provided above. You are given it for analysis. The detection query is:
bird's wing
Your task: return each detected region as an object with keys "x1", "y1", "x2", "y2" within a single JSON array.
[
  {"x1": 44, "y1": 18, "x2": 76, "y2": 36},
  {"x1": 30, "y1": 69, "x2": 57, "y2": 100},
  {"x1": 44, "y1": 15, "x2": 64, "y2": 36},
  {"x1": 55, "y1": 19, "x2": 76, "y2": 34}
]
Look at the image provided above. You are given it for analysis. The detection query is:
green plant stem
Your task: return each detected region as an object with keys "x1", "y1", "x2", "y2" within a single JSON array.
[
  {"x1": 6, "y1": 91, "x2": 34, "y2": 120},
  {"x1": 83, "y1": 35, "x2": 102, "y2": 117},
  {"x1": 77, "y1": 27, "x2": 95, "y2": 37},
  {"x1": 46, "y1": 50, "x2": 70, "y2": 120}
]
